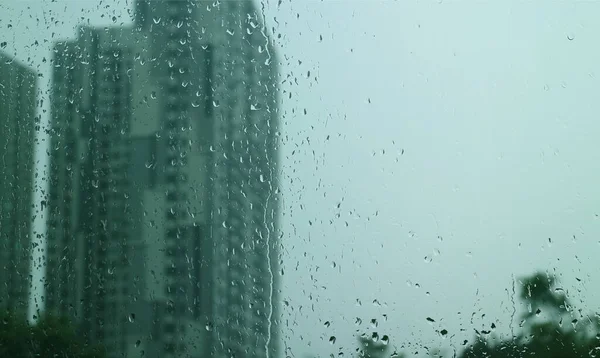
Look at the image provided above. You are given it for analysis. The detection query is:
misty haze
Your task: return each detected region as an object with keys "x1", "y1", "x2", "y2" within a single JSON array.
[{"x1": 1, "y1": 1, "x2": 600, "y2": 358}]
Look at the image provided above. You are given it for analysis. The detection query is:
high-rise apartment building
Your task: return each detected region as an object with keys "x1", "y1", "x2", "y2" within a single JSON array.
[
  {"x1": 0, "y1": 51, "x2": 37, "y2": 318},
  {"x1": 46, "y1": 1, "x2": 280, "y2": 357}
]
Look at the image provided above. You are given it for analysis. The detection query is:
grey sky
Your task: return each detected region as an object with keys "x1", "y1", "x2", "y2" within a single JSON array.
[{"x1": 2, "y1": 0, "x2": 600, "y2": 357}]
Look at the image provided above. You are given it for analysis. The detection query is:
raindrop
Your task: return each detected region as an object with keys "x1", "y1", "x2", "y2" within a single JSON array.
[
  {"x1": 135, "y1": 340, "x2": 141, "y2": 347},
  {"x1": 128, "y1": 313, "x2": 135, "y2": 323},
  {"x1": 567, "y1": 34, "x2": 575, "y2": 41},
  {"x1": 382, "y1": 335, "x2": 389, "y2": 345},
  {"x1": 329, "y1": 336, "x2": 336, "y2": 344}
]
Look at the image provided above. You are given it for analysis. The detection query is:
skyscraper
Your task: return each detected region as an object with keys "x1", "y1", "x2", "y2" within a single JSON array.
[
  {"x1": 45, "y1": 1, "x2": 280, "y2": 357},
  {"x1": 0, "y1": 51, "x2": 37, "y2": 318}
]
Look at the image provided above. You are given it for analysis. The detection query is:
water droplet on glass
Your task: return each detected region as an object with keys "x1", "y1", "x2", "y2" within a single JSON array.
[
  {"x1": 329, "y1": 336, "x2": 336, "y2": 344},
  {"x1": 128, "y1": 313, "x2": 135, "y2": 323}
]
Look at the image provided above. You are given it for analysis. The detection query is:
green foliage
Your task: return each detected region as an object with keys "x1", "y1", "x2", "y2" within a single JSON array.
[
  {"x1": 0, "y1": 311, "x2": 34, "y2": 358},
  {"x1": 0, "y1": 311, "x2": 105, "y2": 358},
  {"x1": 343, "y1": 271, "x2": 600, "y2": 358},
  {"x1": 458, "y1": 271, "x2": 600, "y2": 358}
]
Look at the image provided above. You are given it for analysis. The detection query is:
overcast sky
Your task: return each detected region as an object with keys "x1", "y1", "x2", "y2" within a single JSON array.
[{"x1": 3, "y1": 0, "x2": 600, "y2": 357}]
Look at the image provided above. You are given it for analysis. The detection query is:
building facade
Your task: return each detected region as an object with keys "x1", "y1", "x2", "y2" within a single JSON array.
[
  {"x1": 0, "y1": 51, "x2": 37, "y2": 318},
  {"x1": 46, "y1": 1, "x2": 280, "y2": 357}
]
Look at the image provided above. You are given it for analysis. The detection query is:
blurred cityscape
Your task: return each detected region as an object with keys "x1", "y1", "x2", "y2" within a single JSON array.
[
  {"x1": 3, "y1": 1, "x2": 600, "y2": 358},
  {"x1": 1, "y1": 1, "x2": 280, "y2": 357}
]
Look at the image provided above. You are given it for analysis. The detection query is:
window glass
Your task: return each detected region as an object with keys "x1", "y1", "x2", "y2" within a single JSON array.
[{"x1": 1, "y1": 1, "x2": 599, "y2": 358}]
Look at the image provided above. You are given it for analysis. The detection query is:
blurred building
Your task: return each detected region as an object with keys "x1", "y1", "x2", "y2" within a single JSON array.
[
  {"x1": 0, "y1": 51, "x2": 37, "y2": 319},
  {"x1": 45, "y1": 1, "x2": 280, "y2": 357}
]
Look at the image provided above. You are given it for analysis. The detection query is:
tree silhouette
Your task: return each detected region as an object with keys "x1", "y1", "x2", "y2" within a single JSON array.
[
  {"x1": 305, "y1": 271, "x2": 600, "y2": 358},
  {"x1": 0, "y1": 311, "x2": 105, "y2": 357},
  {"x1": 458, "y1": 271, "x2": 600, "y2": 358}
]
